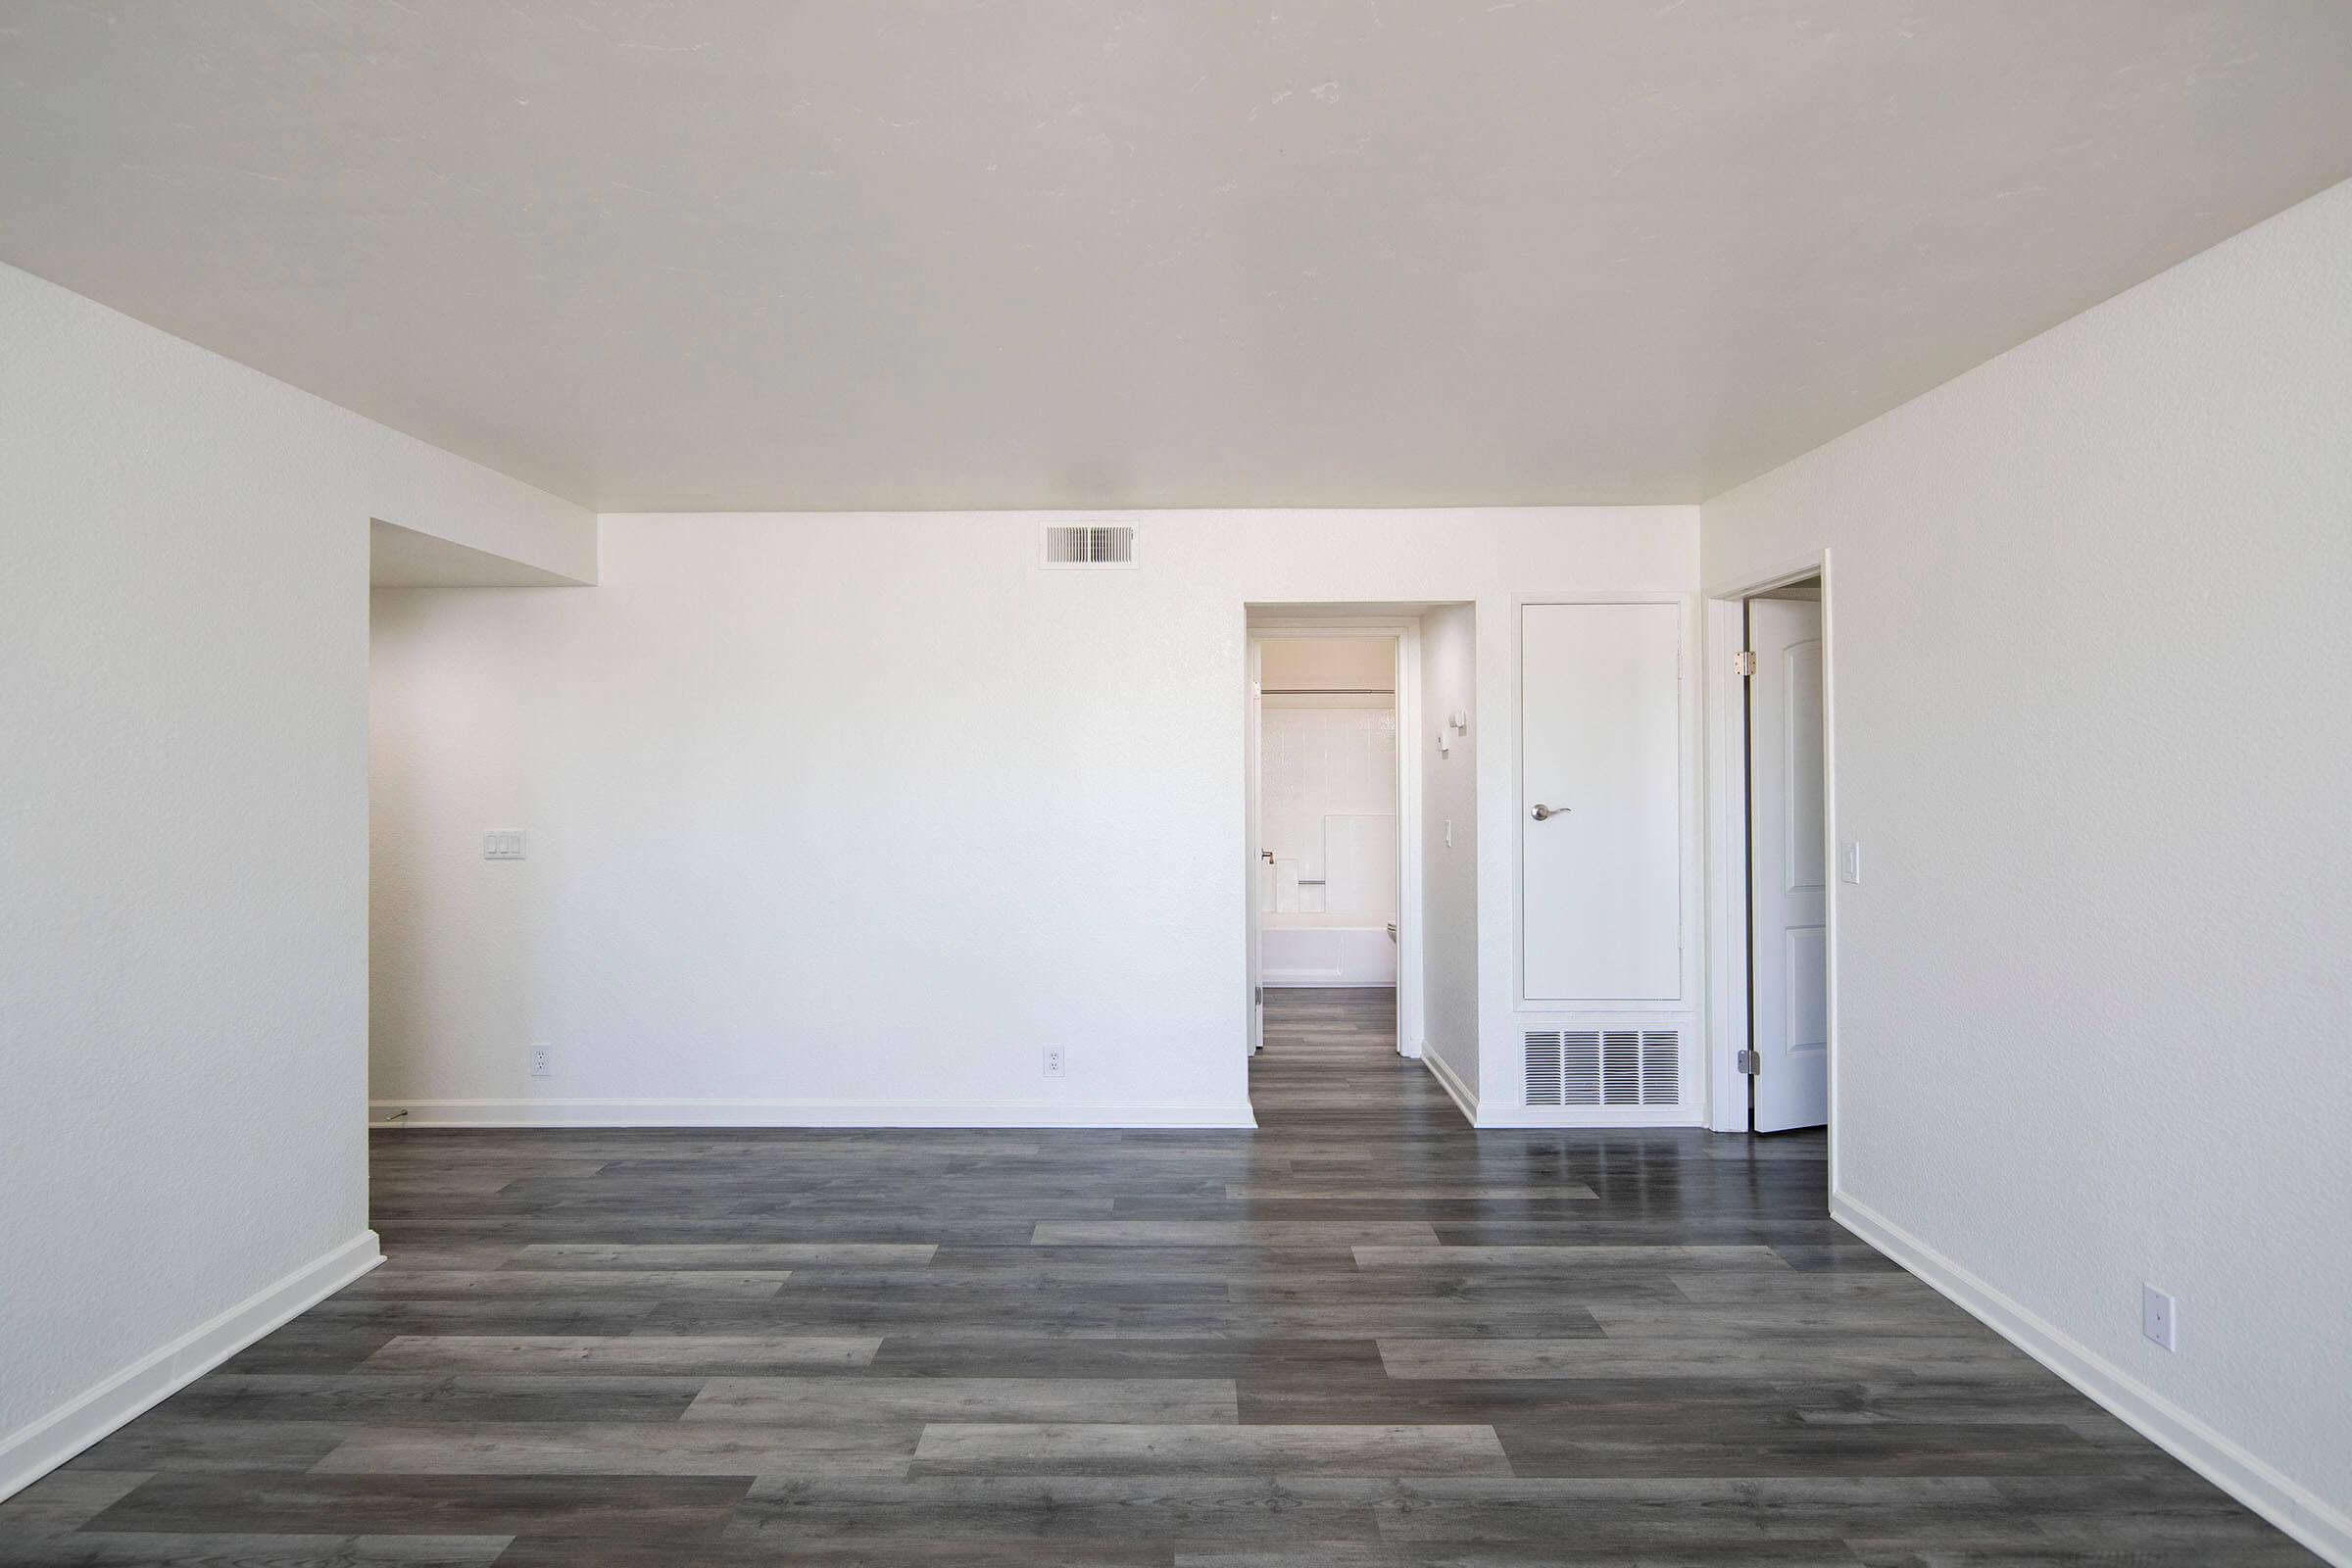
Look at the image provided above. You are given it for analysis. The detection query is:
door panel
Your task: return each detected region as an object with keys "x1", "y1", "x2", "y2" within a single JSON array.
[
  {"x1": 1520, "y1": 603, "x2": 1681, "y2": 1002},
  {"x1": 1749, "y1": 598, "x2": 1828, "y2": 1131}
]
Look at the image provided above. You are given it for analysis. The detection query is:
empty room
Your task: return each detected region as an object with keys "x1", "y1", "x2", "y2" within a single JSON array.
[{"x1": 3, "y1": 4, "x2": 2349, "y2": 1565}]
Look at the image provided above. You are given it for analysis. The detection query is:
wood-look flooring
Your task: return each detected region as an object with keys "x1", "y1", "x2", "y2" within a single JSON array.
[{"x1": 0, "y1": 988, "x2": 2318, "y2": 1564}]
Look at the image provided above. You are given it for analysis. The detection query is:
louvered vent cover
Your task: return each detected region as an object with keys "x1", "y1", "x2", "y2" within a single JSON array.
[
  {"x1": 1043, "y1": 524, "x2": 1137, "y2": 566},
  {"x1": 1524, "y1": 1029, "x2": 1680, "y2": 1107}
]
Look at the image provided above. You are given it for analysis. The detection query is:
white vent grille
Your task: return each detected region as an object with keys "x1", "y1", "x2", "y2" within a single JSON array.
[
  {"x1": 1524, "y1": 1038, "x2": 1562, "y2": 1106},
  {"x1": 1525, "y1": 1028, "x2": 1679, "y2": 1107},
  {"x1": 1564, "y1": 1032, "x2": 1601, "y2": 1105},
  {"x1": 1043, "y1": 524, "x2": 1136, "y2": 566}
]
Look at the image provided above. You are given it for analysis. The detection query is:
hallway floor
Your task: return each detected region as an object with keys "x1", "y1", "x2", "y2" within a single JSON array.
[{"x1": 0, "y1": 989, "x2": 2317, "y2": 1564}]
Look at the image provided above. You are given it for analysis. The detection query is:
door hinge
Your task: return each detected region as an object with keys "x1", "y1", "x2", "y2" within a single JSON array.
[
  {"x1": 1734, "y1": 650, "x2": 1757, "y2": 677},
  {"x1": 1736, "y1": 1049, "x2": 1761, "y2": 1074}
]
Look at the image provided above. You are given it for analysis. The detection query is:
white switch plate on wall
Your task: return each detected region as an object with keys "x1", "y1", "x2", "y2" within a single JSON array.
[
  {"x1": 484, "y1": 829, "x2": 527, "y2": 860},
  {"x1": 1839, "y1": 840, "x2": 1862, "y2": 884},
  {"x1": 2142, "y1": 1283, "x2": 2178, "y2": 1350}
]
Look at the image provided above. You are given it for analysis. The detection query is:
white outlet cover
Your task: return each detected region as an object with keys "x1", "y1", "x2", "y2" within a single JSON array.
[{"x1": 2141, "y1": 1283, "x2": 2177, "y2": 1350}]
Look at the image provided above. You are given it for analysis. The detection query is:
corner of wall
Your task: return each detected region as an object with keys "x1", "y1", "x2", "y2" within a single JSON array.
[{"x1": 1420, "y1": 1045, "x2": 1480, "y2": 1126}]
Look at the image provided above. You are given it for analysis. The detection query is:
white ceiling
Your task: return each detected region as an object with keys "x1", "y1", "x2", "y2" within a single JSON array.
[{"x1": 6, "y1": 2, "x2": 2350, "y2": 512}]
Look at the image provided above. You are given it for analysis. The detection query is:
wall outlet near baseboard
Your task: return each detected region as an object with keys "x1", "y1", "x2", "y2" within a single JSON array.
[
  {"x1": 2141, "y1": 1283, "x2": 2178, "y2": 1351},
  {"x1": 529, "y1": 1044, "x2": 552, "y2": 1079},
  {"x1": 1043, "y1": 1047, "x2": 1066, "y2": 1079}
]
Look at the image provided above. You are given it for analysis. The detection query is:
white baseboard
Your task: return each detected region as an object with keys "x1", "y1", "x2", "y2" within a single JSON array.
[
  {"x1": 1833, "y1": 1191, "x2": 2350, "y2": 1567},
  {"x1": 0, "y1": 1230, "x2": 382, "y2": 1504},
  {"x1": 372, "y1": 1099, "x2": 1259, "y2": 1129},
  {"x1": 1420, "y1": 1047, "x2": 1480, "y2": 1125}
]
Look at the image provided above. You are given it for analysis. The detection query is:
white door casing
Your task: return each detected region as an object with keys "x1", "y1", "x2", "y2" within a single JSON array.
[
  {"x1": 1521, "y1": 602, "x2": 1682, "y2": 1003},
  {"x1": 1245, "y1": 641, "x2": 1265, "y2": 1056},
  {"x1": 1748, "y1": 597, "x2": 1829, "y2": 1131}
]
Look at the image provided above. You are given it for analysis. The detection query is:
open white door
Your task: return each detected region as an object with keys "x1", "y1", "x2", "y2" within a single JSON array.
[
  {"x1": 1747, "y1": 597, "x2": 1828, "y2": 1131},
  {"x1": 1245, "y1": 642, "x2": 1265, "y2": 1056}
]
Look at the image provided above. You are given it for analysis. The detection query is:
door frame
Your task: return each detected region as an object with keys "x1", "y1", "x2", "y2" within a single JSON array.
[
  {"x1": 1701, "y1": 551, "x2": 1839, "y2": 1173},
  {"x1": 1245, "y1": 639, "x2": 1265, "y2": 1057},
  {"x1": 1245, "y1": 617, "x2": 1426, "y2": 1059}
]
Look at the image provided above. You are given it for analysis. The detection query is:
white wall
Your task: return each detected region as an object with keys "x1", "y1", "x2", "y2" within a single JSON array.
[
  {"x1": 1259, "y1": 638, "x2": 1396, "y2": 692},
  {"x1": 369, "y1": 508, "x2": 1693, "y2": 1126},
  {"x1": 0, "y1": 261, "x2": 592, "y2": 1498},
  {"x1": 1702, "y1": 177, "x2": 2352, "y2": 1557},
  {"x1": 1418, "y1": 604, "x2": 1480, "y2": 1109},
  {"x1": 1259, "y1": 700, "x2": 1397, "y2": 916}
]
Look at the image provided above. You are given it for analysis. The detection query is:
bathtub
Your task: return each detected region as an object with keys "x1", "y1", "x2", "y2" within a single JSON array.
[{"x1": 1261, "y1": 910, "x2": 1397, "y2": 987}]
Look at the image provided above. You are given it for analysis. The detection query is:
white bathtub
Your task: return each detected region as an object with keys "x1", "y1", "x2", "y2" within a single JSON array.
[{"x1": 1261, "y1": 911, "x2": 1397, "y2": 987}]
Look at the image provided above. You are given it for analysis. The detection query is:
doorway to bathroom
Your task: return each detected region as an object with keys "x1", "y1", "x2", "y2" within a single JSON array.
[{"x1": 1245, "y1": 621, "x2": 1419, "y2": 1069}]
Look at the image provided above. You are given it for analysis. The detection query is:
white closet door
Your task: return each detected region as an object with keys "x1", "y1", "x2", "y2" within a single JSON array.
[
  {"x1": 1521, "y1": 603, "x2": 1681, "y2": 1002},
  {"x1": 1748, "y1": 597, "x2": 1828, "y2": 1132}
]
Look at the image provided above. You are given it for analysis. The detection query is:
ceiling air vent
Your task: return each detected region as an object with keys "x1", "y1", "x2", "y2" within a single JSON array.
[
  {"x1": 1525, "y1": 1028, "x2": 1679, "y2": 1108},
  {"x1": 1043, "y1": 524, "x2": 1136, "y2": 567}
]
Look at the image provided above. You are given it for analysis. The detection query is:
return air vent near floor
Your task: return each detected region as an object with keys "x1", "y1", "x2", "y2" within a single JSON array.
[
  {"x1": 1524, "y1": 1029, "x2": 1681, "y2": 1107},
  {"x1": 1042, "y1": 524, "x2": 1136, "y2": 566}
]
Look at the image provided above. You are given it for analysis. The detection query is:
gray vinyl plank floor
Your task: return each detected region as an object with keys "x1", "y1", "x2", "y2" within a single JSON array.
[{"x1": 0, "y1": 987, "x2": 2320, "y2": 1564}]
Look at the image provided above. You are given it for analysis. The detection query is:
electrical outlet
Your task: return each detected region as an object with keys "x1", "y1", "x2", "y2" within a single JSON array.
[
  {"x1": 1043, "y1": 1047, "x2": 1066, "y2": 1079},
  {"x1": 2141, "y1": 1284, "x2": 2177, "y2": 1351},
  {"x1": 529, "y1": 1044, "x2": 552, "y2": 1079}
]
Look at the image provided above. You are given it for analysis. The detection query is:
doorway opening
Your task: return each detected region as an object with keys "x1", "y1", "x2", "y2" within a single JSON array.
[
  {"x1": 1705, "y1": 564, "x2": 1833, "y2": 1140},
  {"x1": 1244, "y1": 615, "x2": 1431, "y2": 1088}
]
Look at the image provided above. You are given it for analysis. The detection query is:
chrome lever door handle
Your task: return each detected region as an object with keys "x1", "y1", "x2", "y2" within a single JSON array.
[{"x1": 1530, "y1": 804, "x2": 1568, "y2": 821}]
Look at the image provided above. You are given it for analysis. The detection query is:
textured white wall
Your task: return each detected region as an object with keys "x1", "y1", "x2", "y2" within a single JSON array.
[
  {"x1": 369, "y1": 509, "x2": 1693, "y2": 1124},
  {"x1": 1418, "y1": 604, "x2": 1480, "y2": 1102},
  {"x1": 0, "y1": 262, "x2": 590, "y2": 1487},
  {"x1": 1702, "y1": 178, "x2": 2352, "y2": 1548}
]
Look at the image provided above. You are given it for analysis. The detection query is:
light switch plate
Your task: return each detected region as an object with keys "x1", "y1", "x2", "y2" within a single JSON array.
[
  {"x1": 484, "y1": 830, "x2": 527, "y2": 860},
  {"x1": 2141, "y1": 1284, "x2": 2177, "y2": 1351},
  {"x1": 1839, "y1": 840, "x2": 1862, "y2": 884}
]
